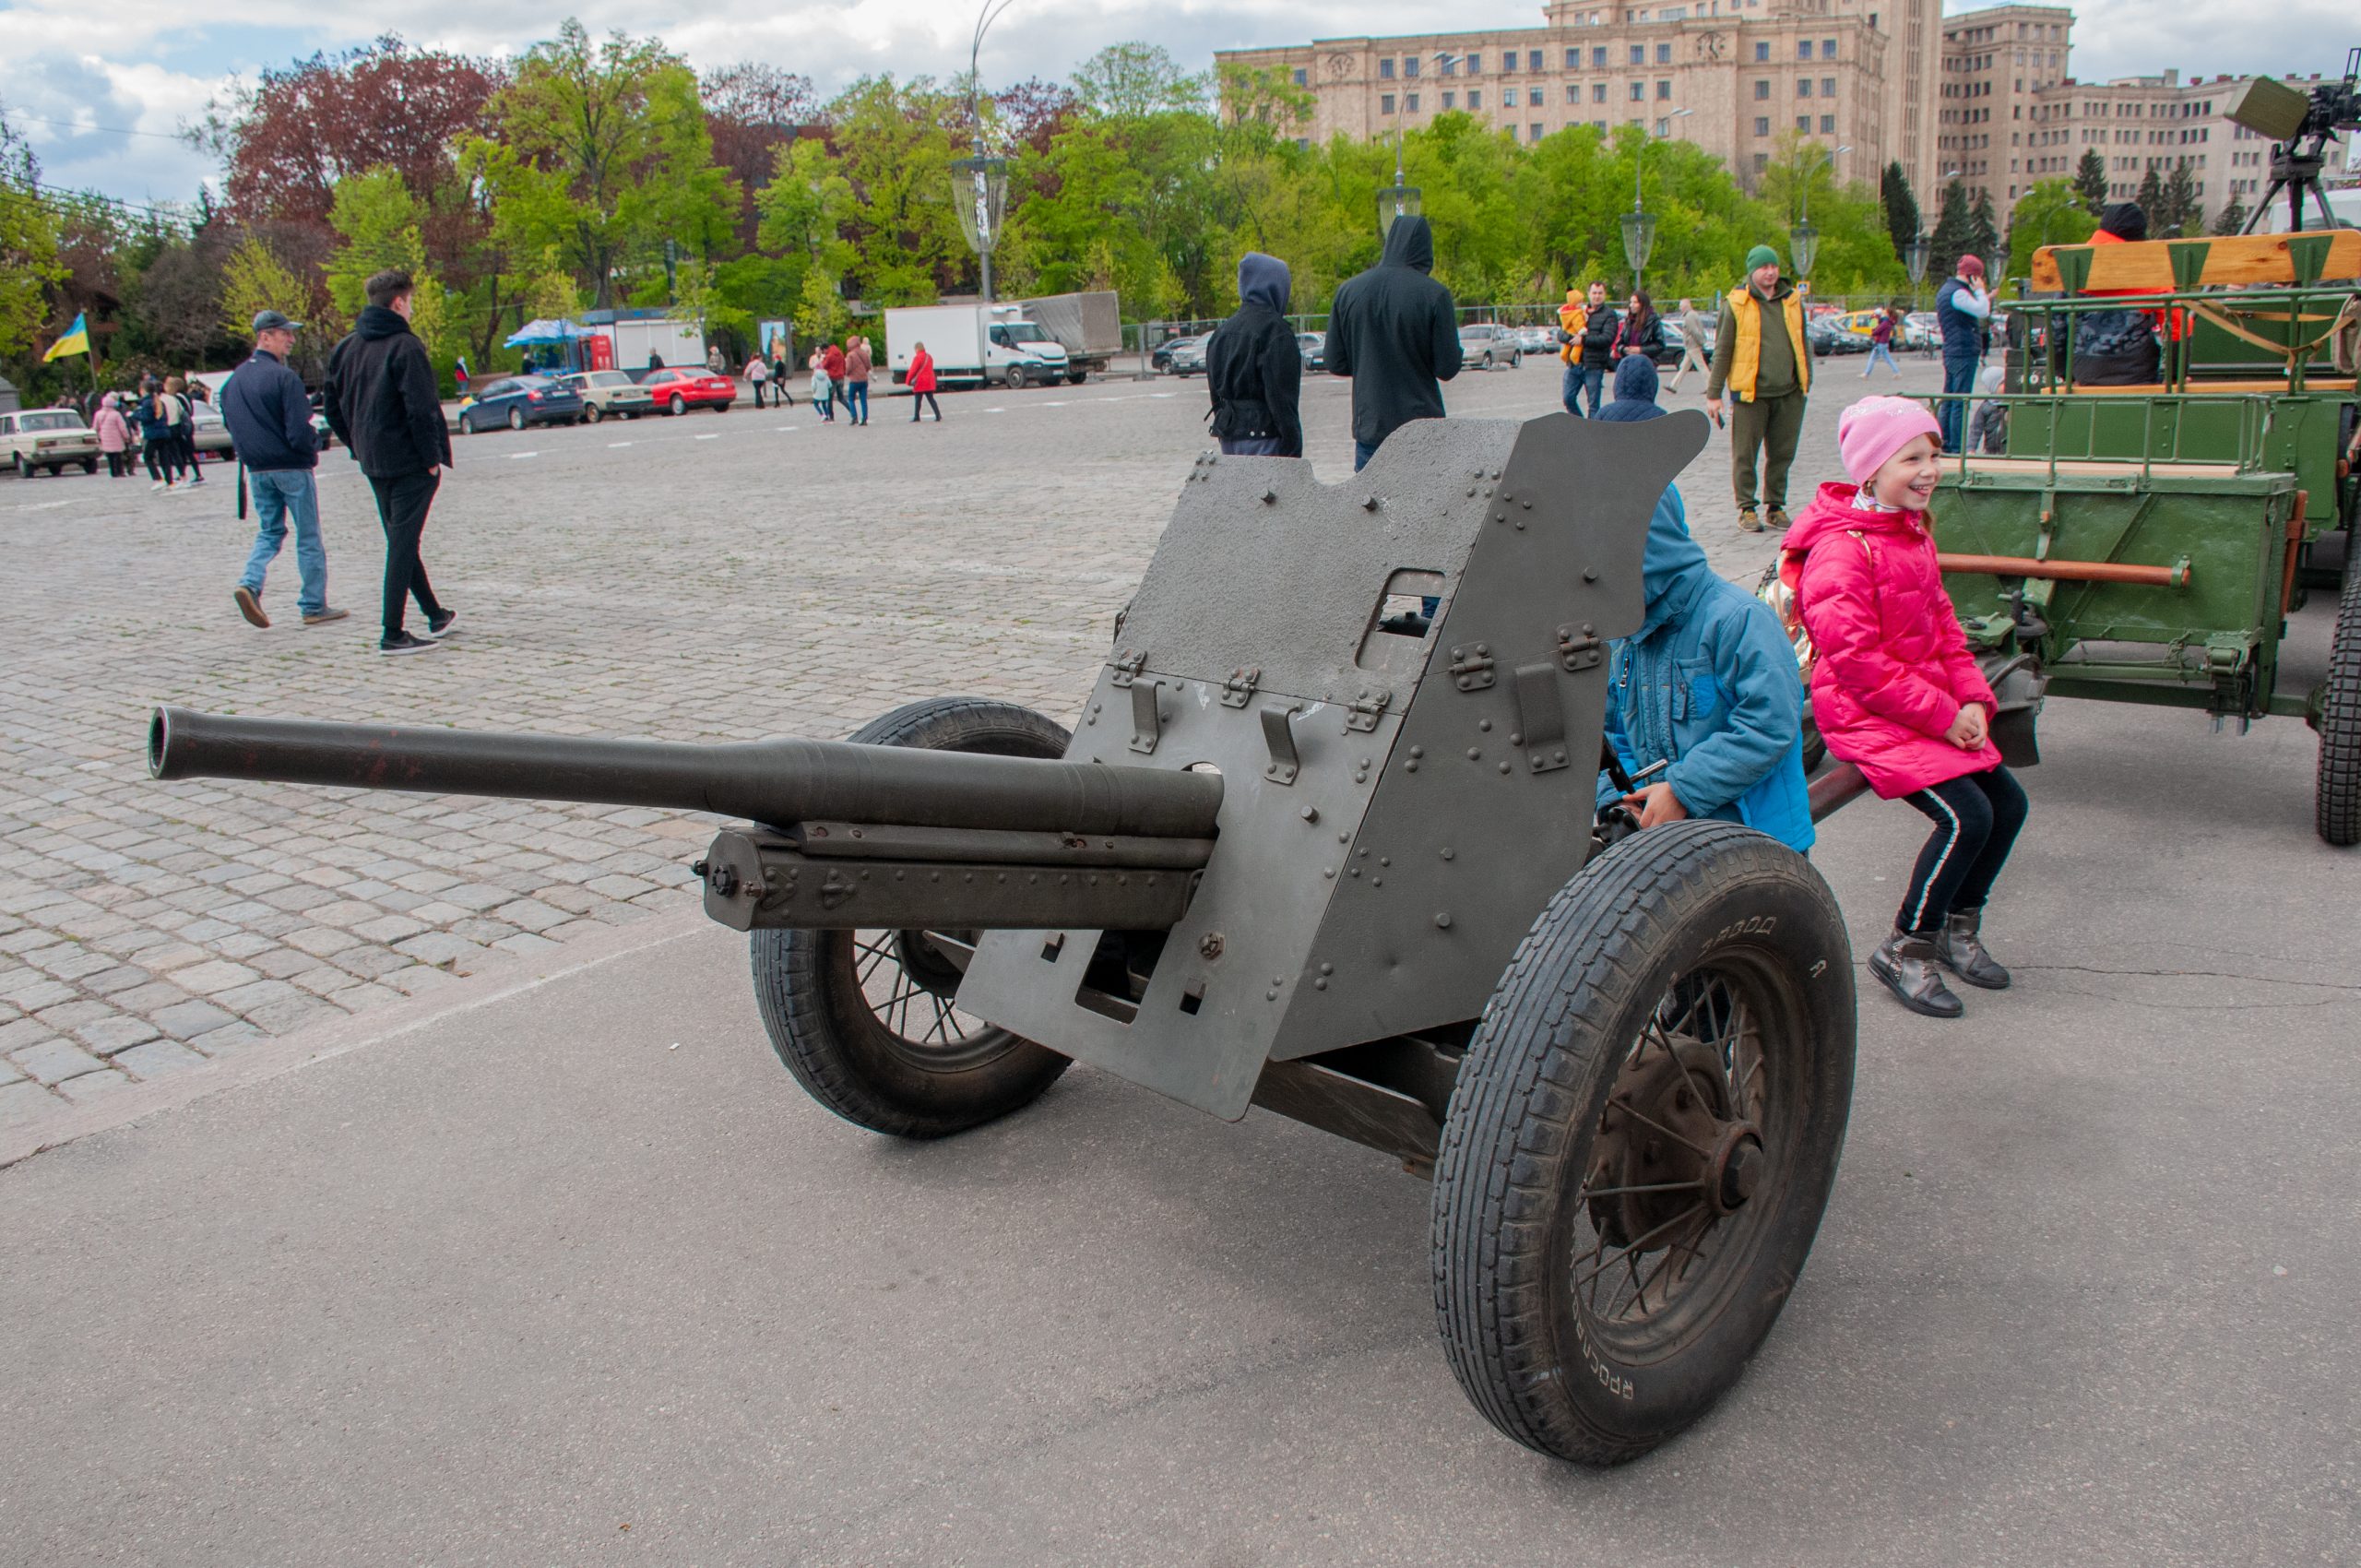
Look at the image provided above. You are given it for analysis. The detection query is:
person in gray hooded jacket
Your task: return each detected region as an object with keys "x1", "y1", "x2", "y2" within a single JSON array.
[{"x1": 1204, "y1": 252, "x2": 1304, "y2": 457}]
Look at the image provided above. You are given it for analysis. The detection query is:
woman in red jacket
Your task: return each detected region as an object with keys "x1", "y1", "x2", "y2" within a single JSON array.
[
  {"x1": 907, "y1": 341, "x2": 941, "y2": 422},
  {"x1": 1779, "y1": 396, "x2": 2028, "y2": 1019}
]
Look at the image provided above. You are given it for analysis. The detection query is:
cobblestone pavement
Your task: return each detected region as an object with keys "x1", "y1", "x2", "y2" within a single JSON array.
[{"x1": 0, "y1": 351, "x2": 1945, "y2": 1135}]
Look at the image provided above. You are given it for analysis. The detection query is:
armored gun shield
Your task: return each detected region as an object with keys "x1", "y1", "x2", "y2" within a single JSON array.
[{"x1": 955, "y1": 413, "x2": 1704, "y2": 1118}]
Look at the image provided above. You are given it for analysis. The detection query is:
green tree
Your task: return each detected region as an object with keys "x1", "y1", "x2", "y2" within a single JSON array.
[
  {"x1": 1967, "y1": 187, "x2": 2000, "y2": 275},
  {"x1": 2135, "y1": 167, "x2": 2165, "y2": 227},
  {"x1": 1071, "y1": 42, "x2": 1205, "y2": 118},
  {"x1": 0, "y1": 111, "x2": 66, "y2": 363},
  {"x1": 325, "y1": 166, "x2": 458, "y2": 362},
  {"x1": 463, "y1": 21, "x2": 737, "y2": 309},
  {"x1": 2212, "y1": 196, "x2": 2248, "y2": 235},
  {"x1": 521, "y1": 244, "x2": 583, "y2": 319},
  {"x1": 2162, "y1": 161, "x2": 2200, "y2": 236},
  {"x1": 2005, "y1": 179, "x2": 2098, "y2": 280},
  {"x1": 2074, "y1": 148, "x2": 2109, "y2": 215},
  {"x1": 1880, "y1": 160, "x2": 1920, "y2": 263},
  {"x1": 815, "y1": 77, "x2": 967, "y2": 305},
  {"x1": 1928, "y1": 176, "x2": 1973, "y2": 279},
  {"x1": 219, "y1": 234, "x2": 316, "y2": 343}
]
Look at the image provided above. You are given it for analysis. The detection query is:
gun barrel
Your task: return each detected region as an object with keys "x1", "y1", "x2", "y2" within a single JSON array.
[{"x1": 148, "y1": 707, "x2": 1223, "y2": 839}]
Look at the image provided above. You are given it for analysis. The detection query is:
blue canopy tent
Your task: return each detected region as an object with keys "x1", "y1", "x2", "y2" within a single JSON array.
[{"x1": 504, "y1": 318, "x2": 586, "y2": 374}]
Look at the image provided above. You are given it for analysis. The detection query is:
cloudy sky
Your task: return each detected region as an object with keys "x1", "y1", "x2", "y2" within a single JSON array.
[{"x1": 2, "y1": 0, "x2": 2349, "y2": 205}]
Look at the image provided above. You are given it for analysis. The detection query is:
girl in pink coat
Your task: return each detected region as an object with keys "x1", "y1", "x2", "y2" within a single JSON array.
[{"x1": 1778, "y1": 396, "x2": 2027, "y2": 1019}]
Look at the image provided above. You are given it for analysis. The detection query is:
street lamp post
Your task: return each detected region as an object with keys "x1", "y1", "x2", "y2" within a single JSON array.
[
  {"x1": 1381, "y1": 53, "x2": 1456, "y2": 237},
  {"x1": 1624, "y1": 108, "x2": 1691, "y2": 293},
  {"x1": 954, "y1": 0, "x2": 1016, "y2": 305},
  {"x1": 1788, "y1": 143, "x2": 1850, "y2": 290}
]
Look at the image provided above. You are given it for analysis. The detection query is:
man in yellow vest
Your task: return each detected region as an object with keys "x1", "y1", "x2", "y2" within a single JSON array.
[{"x1": 1704, "y1": 244, "x2": 1812, "y2": 533}]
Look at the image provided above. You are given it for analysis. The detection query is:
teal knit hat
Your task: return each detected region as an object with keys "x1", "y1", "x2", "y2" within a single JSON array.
[{"x1": 1745, "y1": 244, "x2": 1781, "y2": 273}]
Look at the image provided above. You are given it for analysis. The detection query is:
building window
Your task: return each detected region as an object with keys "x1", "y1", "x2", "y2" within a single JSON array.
[
  {"x1": 1442, "y1": 90, "x2": 1456, "y2": 109},
  {"x1": 1630, "y1": 45, "x2": 1645, "y2": 65},
  {"x1": 1567, "y1": 48, "x2": 1581, "y2": 68},
  {"x1": 1821, "y1": 113, "x2": 1836, "y2": 133},
  {"x1": 1380, "y1": 57, "x2": 1394, "y2": 79},
  {"x1": 1657, "y1": 79, "x2": 1672, "y2": 100},
  {"x1": 1756, "y1": 41, "x2": 1771, "y2": 62},
  {"x1": 1798, "y1": 79, "x2": 1812, "y2": 98},
  {"x1": 1501, "y1": 52, "x2": 1516, "y2": 73},
  {"x1": 1822, "y1": 38, "x2": 1837, "y2": 58},
  {"x1": 1798, "y1": 41, "x2": 1812, "y2": 60},
  {"x1": 1630, "y1": 81, "x2": 1645, "y2": 101},
  {"x1": 1566, "y1": 84, "x2": 1581, "y2": 103},
  {"x1": 1467, "y1": 89, "x2": 1481, "y2": 109},
  {"x1": 1756, "y1": 116, "x2": 1772, "y2": 136},
  {"x1": 1529, "y1": 50, "x2": 1544, "y2": 71},
  {"x1": 1467, "y1": 53, "x2": 1482, "y2": 73},
  {"x1": 1754, "y1": 78, "x2": 1770, "y2": 100},
  {"x1": 1755, "y1": 152, "x2": 1769, "y2": 172},
  {"x1": 1405, "y1": 56, "x2": 1419, "y2": 77},
  {"x1": 1381, "y1": 93, "x2": 1395, "y2": 115},
  {"x1": 1657, "y1": 43, "x2": 1673, "y2": 64},
  {"x1": 1531, "y1": 122, "x2": 1545, "y2": 141},
  {"x1": 1593, "y1": 46, "x2": 1608, "y2": 68},
  {"x1": 1441, "y1": 57, "x2": 1456, "y2": 77},
  {"x1": 1292, "y1": 68, "x2": 1308, "y2": 87},
  {"x1": 1822, "y1": 77, "x2": 1836, "y2": 97},
  {"x1": 1595, "y1": 121, "x2": 1608, "y2": 133},
  {"x1": 1407, "y1": 92, "x2": 1419, "y2": 112},
  {"x1": 1797, "y1": 115, "x2": 1811, "y2": 132},
  {"x1": 1594, "y1": 82, "x2": 1608, "y2": 102}
]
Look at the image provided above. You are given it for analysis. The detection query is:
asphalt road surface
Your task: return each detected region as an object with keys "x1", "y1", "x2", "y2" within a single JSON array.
[{"x1": 3, "y1": 356, "x2": 2356, "y2": 1564}]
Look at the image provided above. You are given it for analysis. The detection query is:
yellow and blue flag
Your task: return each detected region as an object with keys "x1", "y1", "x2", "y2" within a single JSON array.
[{"x1": 42, "y1": 313, "x2": 89, "y2": 362}]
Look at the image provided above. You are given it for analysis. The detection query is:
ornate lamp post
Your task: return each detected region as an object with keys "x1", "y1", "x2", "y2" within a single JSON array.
[
  {"x1": 955, "y1": 0, "x2": 1017, "y2": 304},
  {"x1": 1381, "y1": 53, "x2": 1455, "y2": 237},
  {"x1": 1904, "y1": 232, "x2": 1931, "y2": 312},
  {"x1": 1625, "y1": 109, "x2": 1691, "y2": 292},
  {"x1": 1788, "y1": 143, "x2": 1850, "y2": 290}
]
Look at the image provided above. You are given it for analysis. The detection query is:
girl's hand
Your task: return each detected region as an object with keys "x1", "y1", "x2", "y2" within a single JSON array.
[{"x1": 1944, "y1": 706, "x2": 1989, "y2": 749}]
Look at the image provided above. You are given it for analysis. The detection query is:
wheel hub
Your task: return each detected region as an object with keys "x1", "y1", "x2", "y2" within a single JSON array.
[{"x1": 1586, "y1": 1037, "x2": 1735, "y2": 1248}]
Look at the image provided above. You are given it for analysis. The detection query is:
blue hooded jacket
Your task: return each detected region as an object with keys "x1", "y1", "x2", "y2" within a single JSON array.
[
  {"x1": 1593, "y1": 355, "x2": 1662, "y2": 422},
  {"x1": 1596, "y1": 485, "x2": 1815, "y2": 851}
]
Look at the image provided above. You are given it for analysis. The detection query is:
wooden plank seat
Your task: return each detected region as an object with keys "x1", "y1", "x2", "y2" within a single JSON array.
[{"x1": 1939, "y1": 456, "x2": 2248, "y2": 479}]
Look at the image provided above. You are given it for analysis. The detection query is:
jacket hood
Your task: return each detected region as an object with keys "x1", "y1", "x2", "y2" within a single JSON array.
[
  {"x1": 356, "y1": 305, "x2": 412, "y2": 340},
  {"x1": 1380, "y1": 215, "x2": 1435, "y2": 274},
  {"x1": 1593, "y1": 355, "x2": 1662, "y2": 422},
  {"x1": 1238, "y1": 251, "x2": 1291, "y2": 314},
  {"x1": 1779, "y1": 481, "x2": 1929, "y2": 557},
  {"x1": 1637, "y1": 484, "x2": 1712, "y2": 635}
]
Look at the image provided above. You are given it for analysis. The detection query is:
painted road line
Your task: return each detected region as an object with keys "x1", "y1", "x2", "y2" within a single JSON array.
[
  {"x1": 695, "y1": 434, "x2": 721, "y2": 440},
  {"x1": 607, "y1": 441, "x2": 633, "y2": 448},
  {"x1": 509, "y1": 452, "x2": 539, "y2": 459}
]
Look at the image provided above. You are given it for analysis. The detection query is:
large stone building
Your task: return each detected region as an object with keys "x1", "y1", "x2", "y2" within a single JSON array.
[
  {"x1": 1937, "y1": 3, "x2": 2072, "y2": 204},
  {"x1": 1217, "y1": 0, "x2": 1950, "y2": 204}
]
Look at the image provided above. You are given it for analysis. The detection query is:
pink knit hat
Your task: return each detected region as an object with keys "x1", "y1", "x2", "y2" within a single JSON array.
[{"x1": 1837, "y1": 396, "x2": 1944, "y2": 486}]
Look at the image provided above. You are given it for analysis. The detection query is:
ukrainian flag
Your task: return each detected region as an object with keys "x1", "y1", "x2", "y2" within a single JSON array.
[{"x1": 43, "y1": 313, "x2": 89, "y2": 362}]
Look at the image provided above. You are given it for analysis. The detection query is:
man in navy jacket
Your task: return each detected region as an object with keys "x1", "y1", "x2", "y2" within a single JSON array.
[{"x1": 222, "y1": 310, "x2": 346, "y2": 629}]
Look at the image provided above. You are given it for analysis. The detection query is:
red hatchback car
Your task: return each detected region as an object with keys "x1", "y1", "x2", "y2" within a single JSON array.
[{"x1": 642, "y1": 367, "x2": 736, "y2": 415}]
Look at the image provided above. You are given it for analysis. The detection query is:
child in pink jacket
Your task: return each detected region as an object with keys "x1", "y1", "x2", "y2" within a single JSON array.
[{"x1": 1778, "y1": 397, "x2": 2027, "y2": 1019}]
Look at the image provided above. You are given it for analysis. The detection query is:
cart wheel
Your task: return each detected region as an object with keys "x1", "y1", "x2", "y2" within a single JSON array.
[
  {"x1": 2317, "y1": 552, "x2": 2361, "y2": 846},
  {"x1": 1432, "y1": 819, "x2": 1856, "y2": 1465},
  {"x1": 750, "y1": 696, "x2": 1075, "y2": 1138}
]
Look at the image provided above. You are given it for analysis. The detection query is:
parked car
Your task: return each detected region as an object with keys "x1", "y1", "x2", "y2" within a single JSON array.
[
  {"x1": 1151, "y1": 334, "x2": 1206, "y2": 374},
  {"x1": 457, "y1": 374, "x2": 587, "y2": 433},
  {"x1": 559, "y1": 369, "x2": 658, "y2": 422},
  {"x1": 1457, "y1": 323, "x2": 1523, "y2": 371},
  {"x1": 188, "y1": 399, "x2": 235, "y2": 455},
  {"x1": 2, "y1": 408, "x2": 100, "y2": 477},
  {"x1": 1513, "y1": 325, "x2": 1558, "y2": 354},
  {"x1": 1296, "y1": 332, "x2": 1325, "y2": 373},
  {"x1": 1903, "y1": 312, "x2": 1940, "y2": 350},
  {"x1": 1803, "y1": 317, "x2": 1869, "y2": 357},
  {"x1": 641, "y1": 366, "x2": 736, "y2": 414},
  {"x1": 1167, "y1": 336, "x2": 1210, "y2": 376}
]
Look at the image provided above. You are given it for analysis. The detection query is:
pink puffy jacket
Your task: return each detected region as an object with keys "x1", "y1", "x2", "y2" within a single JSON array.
[{"x1": 1778, "y1": 481, "x2": 2000, "y2": 799}]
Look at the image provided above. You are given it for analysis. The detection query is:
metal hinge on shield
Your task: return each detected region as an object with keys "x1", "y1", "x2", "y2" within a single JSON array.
[{"x1": 1346, "y1": 687, "x2": 1391, "y2": 733}]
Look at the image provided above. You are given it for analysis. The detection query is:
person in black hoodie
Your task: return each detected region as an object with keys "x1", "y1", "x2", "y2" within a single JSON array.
[
  {"x1": 1204, "y1": 252, "x2": 1303, "y2": 458},
  {"x1": 326, "y1": 268, "x2": 456, "y2": 655},
  {"x1": 1322, "y1": 215, "x2": 1460, "y2": 470}
]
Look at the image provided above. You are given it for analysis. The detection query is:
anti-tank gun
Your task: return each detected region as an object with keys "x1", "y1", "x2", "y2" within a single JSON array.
[{"x1": 148, "y1": 413, "x2": 1858, "y2": 1466}]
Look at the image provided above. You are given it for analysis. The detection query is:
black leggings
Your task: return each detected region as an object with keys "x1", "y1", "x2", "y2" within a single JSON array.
[
  {"x1": 142, "y1": 437, "x2": 182, "y2": 481},
  {"x1": 909, "y1": 391, "x2": 941, "y2": 420},
  {"x1": 1897, "y1": 766, "x2": 2027, "y2": 933},
  {"x1": 369, "y1": 469, "x2": 446, "y2": 636}
]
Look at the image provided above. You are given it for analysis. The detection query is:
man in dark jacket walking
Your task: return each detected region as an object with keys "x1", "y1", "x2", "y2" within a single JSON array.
[
  {"x1": 1205, "y1": 252, "x2": 1303, "y2": 457},
  {"x1": 1573, "y1": 280, "x2": 1620, "y2": 417},
  {"x1": 223, "y1": 310, "x2": 346, "y2": 630},
  {"x1": 325, "y1": 269, "x2": 455, "y2": 656},
  {"x1": 1322, "y1": 215, "x2": 1460, "y2": 469}
]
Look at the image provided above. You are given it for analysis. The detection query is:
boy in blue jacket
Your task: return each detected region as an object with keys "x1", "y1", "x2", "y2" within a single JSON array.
[{"x1": 1593, "y1": 398, "x2": 1813, "y2": 852}]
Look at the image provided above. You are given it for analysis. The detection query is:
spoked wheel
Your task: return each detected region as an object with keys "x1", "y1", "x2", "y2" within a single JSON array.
[
  {"x1": 1433, "y1": 819, "x2": 1856, "y2": 1465},
  {"x1": 749, "y1": 696, "x2": 1074, "y2": 1138}
]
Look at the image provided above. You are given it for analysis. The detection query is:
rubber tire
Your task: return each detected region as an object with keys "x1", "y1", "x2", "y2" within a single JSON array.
[
  {"x1": 16, "y1": 456, "x2": 31, "y2": 479},
  {"x1": 1483, "y1": 352, "x2": 1495, "y2": 371},
  {"x1": 585, "y1": 402, "x2": 603, "y2": 423},
  {"x1": 46, "y1": 464, "x2": 61, "y2": 476},
  {"x1": 1068, "y1": 371, "x2": 1087, "y2": 386},
  {"x1": 670, "y1": 394, "x2": 687, "y2": 416},
  {"x1": 82, "y1": 458, "x2": 98, "y2": 475},
  {"x1": 1432, "y1": 819, "x2": 1857, "y2": 1465},
  {"x1": 508, "y1": 406, "x2": 524, "y2": 431},
  {"x1": 1005, "y1": 365, "x2": 1028, "y2": 390},
  {"x1": 2316, "y1": 552, "x2": 2361, "y2": 845},
  {"x1": 749, "y1": 696, "x2": 1076, "y2": 1138}
]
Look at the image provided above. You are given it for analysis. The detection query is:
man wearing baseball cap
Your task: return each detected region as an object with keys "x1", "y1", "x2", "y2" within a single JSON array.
[{"x1": 221, "y1": 309, "x2": 347, "y2": 629}]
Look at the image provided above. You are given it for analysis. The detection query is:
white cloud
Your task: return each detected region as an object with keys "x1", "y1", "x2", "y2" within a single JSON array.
[{"x1": 6, "y1": 0, "x2": 2359, "y2": 204}]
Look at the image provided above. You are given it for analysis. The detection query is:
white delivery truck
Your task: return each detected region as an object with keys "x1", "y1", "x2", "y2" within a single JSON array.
[
  {"x1": 884, "y1": 303, "x2": 1071, "y2": 391},
  {"x1": 587, "y1": 315, "x2": 708, "y2": 376},
  {"x1": 1018, "y1": 291, "x2": 1123, "y2": 382}
]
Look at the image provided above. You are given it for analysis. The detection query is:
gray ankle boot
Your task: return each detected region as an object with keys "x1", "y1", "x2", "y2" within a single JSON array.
[
  {"x1": 1936, "y1": 907, "x2": 2011, "y2": 990},
  {"x1": 1869, "y1": 929, "x2": 1964, "y2": 1019}
]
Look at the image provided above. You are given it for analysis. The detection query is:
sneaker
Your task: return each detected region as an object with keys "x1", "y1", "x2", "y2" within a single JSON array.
[
  {"x1": 301, "y1": 608, "x2": 351, "y2": 627},
  {"x1": 150, "y1": 480, "x2": 168, "y2": 493},
  {"x1": 420, "y1": 609, "x2": 457, "y2": 638},
  {"x1": 378, "y1": 631, "x2": 441, "y2": 656},
  {"x1": 233, "y1": 586, "x2": 269, "y2": 628},
  {"x1": 1767, "y1": 508, "x2": 1794, "y2": 532},
  {"x1": 1738, "y1": 507, "x2": 1763, "y2": 533}
]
